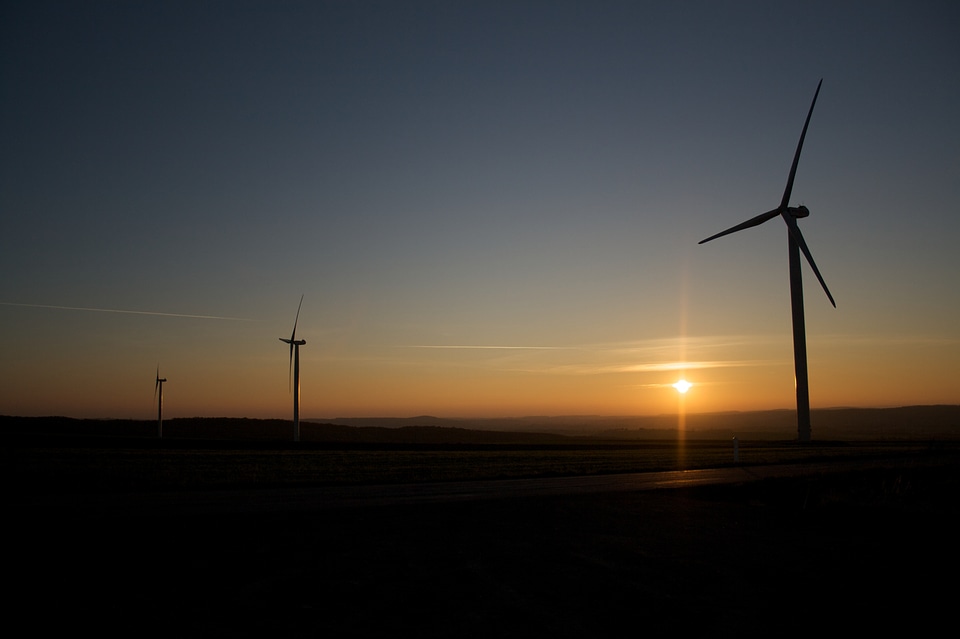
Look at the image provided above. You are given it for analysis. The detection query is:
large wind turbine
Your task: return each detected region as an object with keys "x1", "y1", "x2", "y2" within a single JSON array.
[
  {"x1": 699, "y1": 79, "x2": 835, "y2": 443},
  {"x1": 279, "y1": 295, "x2": 307, "y2": 442},
  {"x1": 154, "y1": 366, "x2": 167, "y2": 439}
]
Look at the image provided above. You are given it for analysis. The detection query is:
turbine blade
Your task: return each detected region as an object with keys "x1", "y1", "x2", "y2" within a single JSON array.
[
  {"x1": 290, "y1": 294, "x2": 304, "y2": 341},
  {"x1": 780, "y1": 79, "x2": 822, "y2": 210},
  {"x1": 785, "y1": 216, "x2": 836, "y2": 307},
  {"x1": 699, "y1": 208, "x2": 781, "y2": 244}
]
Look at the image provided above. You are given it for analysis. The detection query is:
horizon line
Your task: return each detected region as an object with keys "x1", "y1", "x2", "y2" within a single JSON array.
[{"x1": 6, "y1": 404, "x2": 953, "y2": 422}]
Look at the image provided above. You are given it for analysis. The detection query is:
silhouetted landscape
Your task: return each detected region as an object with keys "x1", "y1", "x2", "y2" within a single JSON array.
[{"x1": 6, "y1": 406, "x2": 959, "y2": 636}]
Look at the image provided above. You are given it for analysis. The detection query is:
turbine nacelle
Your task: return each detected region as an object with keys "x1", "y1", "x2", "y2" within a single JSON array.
[{"x1": 787, "y1": 205, "x2": 809, "y2": 218}]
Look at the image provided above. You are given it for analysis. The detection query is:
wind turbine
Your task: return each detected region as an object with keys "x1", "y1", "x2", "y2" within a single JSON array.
[
  {"x1": 699, "y1": 79, "x2": 835, "y2": 443},
  {"x1": 279, "y1": 295, "x2": 307, "y2": 442},
  {"x1": 154, "y1": 366, "x2": 167, "y2": 439}
]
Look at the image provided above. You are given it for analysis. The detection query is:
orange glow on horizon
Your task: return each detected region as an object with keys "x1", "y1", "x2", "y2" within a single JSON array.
[{"x1": 1, "y1": 322, "x2": 957, "y2": 420}]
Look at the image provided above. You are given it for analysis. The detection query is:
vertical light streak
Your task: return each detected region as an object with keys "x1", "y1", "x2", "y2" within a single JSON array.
[{"x1": 676, "y1": 262, "x2": 690, "y2": 467}]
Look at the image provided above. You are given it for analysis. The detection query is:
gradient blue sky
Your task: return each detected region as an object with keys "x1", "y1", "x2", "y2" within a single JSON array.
[{"x1": 2, "y1": 1, "x2": 958, "y2": 420}]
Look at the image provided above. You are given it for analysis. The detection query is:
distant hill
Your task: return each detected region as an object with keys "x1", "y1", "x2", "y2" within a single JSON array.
[
  {"x1": 321, "y1": 406, "x2": 960, "y2": 440},
  {"x1": 0, "y1": 415, "x2": 570, "y2": 445},
  {"x1": 2, "y1": 405, "x2": 958, "y2": 444}
]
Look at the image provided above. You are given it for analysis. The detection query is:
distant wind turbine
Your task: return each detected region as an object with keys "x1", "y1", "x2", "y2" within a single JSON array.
[
  {"x1": 154, "y1": 366, "x2": 167, "y2": 439},
  {"x1": 279, "y1": 295, "x2": 307, "y2": 442},
  {"x1": 699, "y1": 79, "x2": 835, "y2": 443}
]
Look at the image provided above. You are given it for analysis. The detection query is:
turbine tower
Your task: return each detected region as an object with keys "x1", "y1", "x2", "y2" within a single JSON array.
[
  {"x1": 279, "y1": 295, "x2": 307, "y2": 442},
  {"x1": 154, "y1": 366, "x2": 167, "y2": 439},
  {"x1": 699, "y1": 79, "x2": 835, "y2": 443}
]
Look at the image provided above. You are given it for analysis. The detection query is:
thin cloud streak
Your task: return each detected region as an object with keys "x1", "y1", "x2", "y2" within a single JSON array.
[
  {"x1": 609, "y1": 360, "x2": 772, "y2": 373},
  {"x1": 0, "y1": 302, "x2": 258, "y2": 322},
  {"x1": 395, "y1": 337, "x2": 785, "y2": 377},
  {"x1": 400, "y1": 335, "x2": 776, "y2": 353},
  {"x1": 510, "y1": 359, "x2": 777, "y2": 377}
]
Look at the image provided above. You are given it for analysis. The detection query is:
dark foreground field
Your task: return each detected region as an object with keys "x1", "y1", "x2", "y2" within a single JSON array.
[{"x1": 6, "y1": 439, "x2": 960, "y2": 638}]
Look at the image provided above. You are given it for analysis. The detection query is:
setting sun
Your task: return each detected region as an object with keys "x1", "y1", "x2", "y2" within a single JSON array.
[{"x1": 673, "y1": 380, "x2": 692, "y2": 394}]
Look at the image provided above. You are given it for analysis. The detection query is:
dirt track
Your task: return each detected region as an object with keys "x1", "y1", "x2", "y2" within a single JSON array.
[{"x1": 10, "y1": 458, "x2": 958, "y2": 637}]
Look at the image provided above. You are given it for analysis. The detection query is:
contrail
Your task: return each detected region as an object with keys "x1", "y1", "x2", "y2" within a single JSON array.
[
  {"x1": 400, "y1": 345, "x2": 573, "y2": 350},
  {"x1": 0, "y1": 302, "x2": 258, "y2": 321}
]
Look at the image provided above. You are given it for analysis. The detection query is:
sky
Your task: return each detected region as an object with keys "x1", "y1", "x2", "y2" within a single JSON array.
[{"x1": 1, "y1": 1, "x2": 958, "y2": 421}]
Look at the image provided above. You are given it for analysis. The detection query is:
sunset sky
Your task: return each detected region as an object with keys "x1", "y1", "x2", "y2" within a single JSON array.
[{"x1": 2, "y1": 1, "x2": 958, "y2": 421}]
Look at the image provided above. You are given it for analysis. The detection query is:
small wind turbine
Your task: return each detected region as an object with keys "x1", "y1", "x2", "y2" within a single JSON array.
[
  {"x1": 154, "y1": 366, "x2": 167, "y2": 439},
  {"x1": 279, "y1": 295, "x2": 307, "y2": 442},
  {"x1": 699, "y1": 79, "x2": 835, "y2": 443}
]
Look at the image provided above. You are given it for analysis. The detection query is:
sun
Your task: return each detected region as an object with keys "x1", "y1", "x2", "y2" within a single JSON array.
[{"x1": 672, "y1": 379, "x2": 692, "y2": 394}]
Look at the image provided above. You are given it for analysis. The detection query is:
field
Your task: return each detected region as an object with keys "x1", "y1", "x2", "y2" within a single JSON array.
[
  {"x1": 3, "y1": 434, "x2": 949, "y2": 495},
  {"x1": 5, "y1": 418, "x2": 960, "y2": 637}
]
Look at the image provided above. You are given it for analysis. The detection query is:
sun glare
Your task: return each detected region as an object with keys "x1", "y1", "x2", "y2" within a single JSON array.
[{"x1": 673, "y1": 379, "x2": 692, "y2": 394}]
